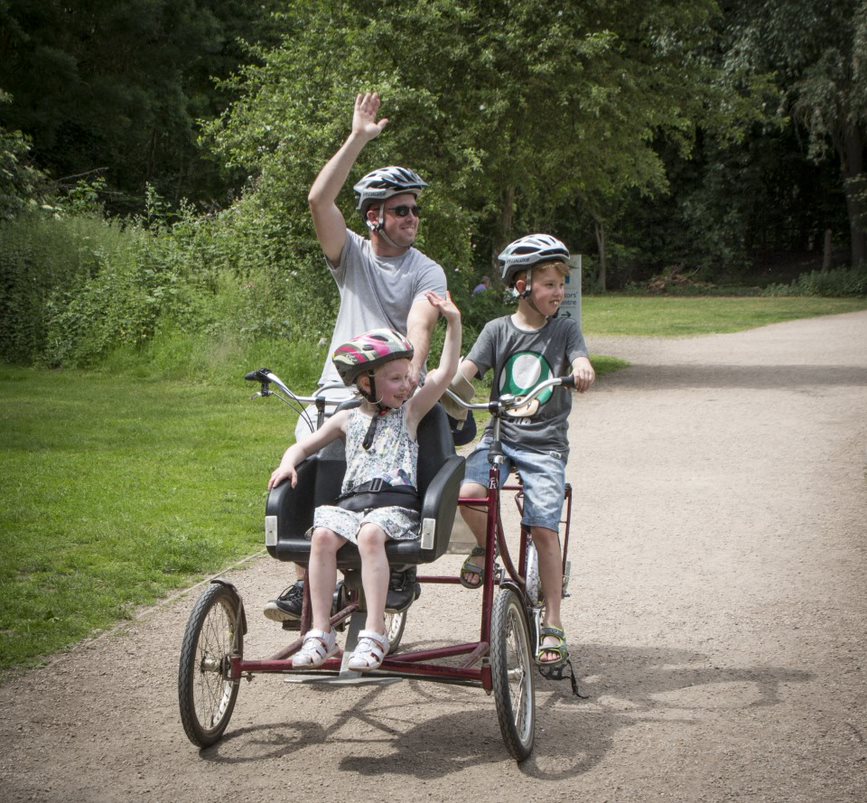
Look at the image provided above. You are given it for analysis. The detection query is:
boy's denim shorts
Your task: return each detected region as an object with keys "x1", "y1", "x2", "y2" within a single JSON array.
[{"x1": 462, "y1": 438, "x2": 567, "y2": 533}]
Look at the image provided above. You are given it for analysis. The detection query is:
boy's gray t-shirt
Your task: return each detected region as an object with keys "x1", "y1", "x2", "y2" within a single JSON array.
[
  {"x1": 318, "y1": 229, "x2": 448, "y2": 386},
  {"x1": 466, "y1": 315, "x2": 589, "y2": 455}
]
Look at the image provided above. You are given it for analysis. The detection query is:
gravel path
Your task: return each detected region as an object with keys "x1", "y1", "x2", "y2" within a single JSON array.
[{"x1": 2, "y1": 311, "x2": 866, "y2": 802}]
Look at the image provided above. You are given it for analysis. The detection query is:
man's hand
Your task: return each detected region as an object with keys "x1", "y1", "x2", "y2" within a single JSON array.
[{"x1": 353, "y1": 92, "x2": 389, "y2": 143}]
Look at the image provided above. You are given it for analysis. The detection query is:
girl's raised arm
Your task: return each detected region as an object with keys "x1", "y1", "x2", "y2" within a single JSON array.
[{"x1": 407, "y1": 292, "x2": 462, "y2": 426}]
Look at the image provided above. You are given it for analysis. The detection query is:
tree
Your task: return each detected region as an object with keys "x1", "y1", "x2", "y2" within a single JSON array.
[
  {"x1": 0, "y1": 0, "x2": 281, "y2": 212},
  {"x1": 0, "y1": 91, "x2": 49, "y2": 219},
  {"x1": 728, "y1": 0, "x2": 867, "y2": 266},
  {"x1": 209, "y1": 0, "x2": 735, "y2": 283}
]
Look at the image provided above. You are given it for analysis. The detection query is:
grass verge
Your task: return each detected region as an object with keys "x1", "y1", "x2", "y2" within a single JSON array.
[
  {"x1": 0, "y1": 366, "x2": 290, "y2": 673},
  {"x1": 582, "y1": 295, "x2": 867, "y2": 337}
]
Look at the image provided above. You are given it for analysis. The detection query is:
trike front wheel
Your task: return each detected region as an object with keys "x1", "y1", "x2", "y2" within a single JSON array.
[
  {"x1": 178, "y1": 581, "x2": 244, "y2": 747},
  {"x1": 490, "y1": 587, "x2": 536, "y2": 761},
  {"x1": 384, "y1": 609, "x2": 407, "y2": 652}
]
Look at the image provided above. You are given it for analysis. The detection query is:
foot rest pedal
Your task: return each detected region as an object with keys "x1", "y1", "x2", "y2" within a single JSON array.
[{"x1": 283, "y1": 674, "x2": 403, "y2": 687}]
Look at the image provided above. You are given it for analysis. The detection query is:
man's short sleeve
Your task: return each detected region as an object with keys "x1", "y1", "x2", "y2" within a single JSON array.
[{"x1": 410, "y1": 255, "x2": 447, "y2": 302}]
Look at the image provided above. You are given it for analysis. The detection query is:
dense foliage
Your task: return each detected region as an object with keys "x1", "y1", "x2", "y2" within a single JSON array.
[
  {"x1": 1, "y1": 1, "x2": 865, "y2": 368},
  {"x1": 0, "y1": 0, "x2": 282, "y2": 211}
]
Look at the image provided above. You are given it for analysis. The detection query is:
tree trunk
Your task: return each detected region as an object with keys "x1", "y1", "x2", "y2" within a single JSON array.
[
  {"x1": 842, "y1": 125, "x2": 866, "y2": 267},
  {"x1": 494, "y1": 185, "x2": 515, "y2": 272},
  {"x1": 594, "y1": 218, "x2": 607, "y2": 292},
  {"x1": 822, "y1": 228, "x2": 833, "y2": 271}
]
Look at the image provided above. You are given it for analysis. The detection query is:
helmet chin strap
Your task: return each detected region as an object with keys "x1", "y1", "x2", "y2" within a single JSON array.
[
  {"x1": 366, "y1": 204, "x2": 413, "y2": 251},
  {"x1": 360, "y1": 373, "x2": 393, "y2": 450},
  {"x1": 517, "y1": 268, "x2": 558, "y2": 320}
]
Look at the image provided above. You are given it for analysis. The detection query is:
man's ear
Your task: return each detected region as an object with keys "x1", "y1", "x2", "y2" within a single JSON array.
[
  {"x1": 365, "y1": 207, "x2": 380, "y2": 232},
  {"x1": 514, "y1": 278, "x2": 528, "y2": 295}
]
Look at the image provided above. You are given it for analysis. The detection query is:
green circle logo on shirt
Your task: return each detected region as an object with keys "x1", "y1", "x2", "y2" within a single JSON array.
[{"x1": 499, "y1": 352, "x2": 554, "y2": 416}]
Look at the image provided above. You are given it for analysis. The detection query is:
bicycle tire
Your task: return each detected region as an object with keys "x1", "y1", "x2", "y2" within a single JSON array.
[
  {"x1": 178, "y1": 582, "x2": 244, "y2": 747},
  {"x1": 525, "y1": 540, "x2": 542, "y2": 606},
  {"x1": 384, "y1": 610, "x2": 406, "y2": 653},
  {"x1": 490, "y1": 587, "x2": 536, "y2": 761}
]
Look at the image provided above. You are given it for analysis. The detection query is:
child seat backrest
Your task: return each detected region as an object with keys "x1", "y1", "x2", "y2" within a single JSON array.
[{"x1": 416, "y1": 403, "x2": 456, "y2": 494}]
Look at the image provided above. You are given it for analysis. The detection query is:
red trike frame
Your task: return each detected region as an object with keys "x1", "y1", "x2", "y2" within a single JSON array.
[
  {"x1": 232, "y1": 478, "x2": 573, "y2": 690},
  {"x1": 178, "y1": 370, "x2": 577, "y2": 761}
]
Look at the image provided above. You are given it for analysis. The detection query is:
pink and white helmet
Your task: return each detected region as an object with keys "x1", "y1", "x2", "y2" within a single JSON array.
[{"x1": 332, "y1": 329, "x2": 414, "y2": 386}]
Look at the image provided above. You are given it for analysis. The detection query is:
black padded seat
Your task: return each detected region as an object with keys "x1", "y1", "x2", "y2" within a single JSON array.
[{"x1": 264, "y1": 403, "x2": 465, "y2": 568}]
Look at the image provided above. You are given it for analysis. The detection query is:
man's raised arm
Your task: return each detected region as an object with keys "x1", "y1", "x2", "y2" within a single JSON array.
[{"x1": 308, "y1": 92, "x2": 389, "y2": 264}]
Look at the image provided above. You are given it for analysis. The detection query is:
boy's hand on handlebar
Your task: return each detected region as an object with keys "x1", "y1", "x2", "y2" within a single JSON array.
[{"x1": 571, "y1": 357, "x2": 596, "y2": 393}]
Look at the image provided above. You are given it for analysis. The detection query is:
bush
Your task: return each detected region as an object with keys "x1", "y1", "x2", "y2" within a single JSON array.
[
  {"x1": 0, "y1": 212, "x2": 136, "y2": 363},
  {"x1": 0, "y1": 183, "x2": 344, "y2": 369},
  {"x1": 763, "y1": 267, "x2": 867, "y2": 297}
]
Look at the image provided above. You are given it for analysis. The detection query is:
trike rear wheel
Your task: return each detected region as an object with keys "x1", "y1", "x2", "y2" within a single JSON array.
[
  {"x1": 490, "y1": 587, "x2": 536, "y2": 761},
  {"x1": 178, "y1": 582, "x2": 244, "y2": 747}
]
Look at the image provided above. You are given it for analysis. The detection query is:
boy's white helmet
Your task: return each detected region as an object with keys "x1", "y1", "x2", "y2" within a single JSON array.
[
  {"x1": 498, "y1": 234, "x2": 570, "y2": 286},
  {"x1": 354, "y1": 166, "x2": 428, "y2": 212}
]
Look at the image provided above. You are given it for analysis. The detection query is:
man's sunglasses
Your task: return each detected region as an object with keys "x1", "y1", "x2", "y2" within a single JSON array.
[{"x1": 385, "y1": 204, "x2": 421, "y2": 218}]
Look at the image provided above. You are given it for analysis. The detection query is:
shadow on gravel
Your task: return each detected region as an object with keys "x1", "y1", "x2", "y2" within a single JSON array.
[
  {"x1": 516, "y1": 643, "x2": 813, "y2": 778},
  {"x1": 196, "y1": 644, "x2": 811, "y2": 780},
  {"x1": 602, "y1": 364, "x2": 867, "y2": 391}
]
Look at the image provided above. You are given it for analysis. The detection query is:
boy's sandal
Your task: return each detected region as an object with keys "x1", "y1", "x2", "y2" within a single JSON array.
[
  {"x1": 292, "y1": 628, "x2": 339, "y2": 668},
  {"x1": 535, "y1": 626, "x2": 569, "y2": 668},
  {"x1": 347, "y1": 629, "x2": 390, "y2": 672},
  {"x1": 459, "y1": 546, "x2": 486, "y2": 589}
]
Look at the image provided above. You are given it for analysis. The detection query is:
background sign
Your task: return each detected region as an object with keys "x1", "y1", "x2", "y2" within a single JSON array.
[{"x1": 559, "y1": 255, "x2": 583, "y2": 325}]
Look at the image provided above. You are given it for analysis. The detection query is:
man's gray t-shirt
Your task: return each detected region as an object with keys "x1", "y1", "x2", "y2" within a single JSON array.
[
  {"x1": 465, "y1": 315, "x2": 589, "y2": 455},
  {"x1": 318, "y1": 229, "x2": 448, "y2": 386}
]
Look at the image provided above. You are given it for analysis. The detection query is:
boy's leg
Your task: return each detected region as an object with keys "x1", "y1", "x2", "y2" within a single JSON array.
[
  {"x1": 308, "y1": 528, "x2": 344, "y2": 632},
  {"x1": 509, "y1": 444, "x2": 569, "y2": 664},
  {"x1": 532, "y1": 525, "x2": 565, "y2": 659},
  {"x1": 459, "y1": 443, "x2": 498, "y2": 548},
  {"x1": 458, "y1": 482, "x2": 488, "y2": 587},
  {"x1": 356, "y1": 523, "x2": 390, "y2": 634},
  {"x1": 457, "y1": 443, "x2": 502, "y2": 587},
  {"x1": 459, "y1": 481, "x2": 488, "y2": 547}
]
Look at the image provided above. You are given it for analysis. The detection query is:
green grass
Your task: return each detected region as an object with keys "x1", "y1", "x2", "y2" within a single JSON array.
[
  {"x1": 0, "y1": 365, "x2": 293, "y2": 673},
  {"x1": 2, "y1": 294, "x2": 866, "y2": 674},
  {"x1": 582, "y1": 295, "x2": 867, "y2": 337}
]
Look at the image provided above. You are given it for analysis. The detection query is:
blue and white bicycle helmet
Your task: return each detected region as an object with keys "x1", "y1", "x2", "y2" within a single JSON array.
[
  {"x1": 498, "y1": 234, "x2": 570, "y2": 286},
  {"x1": 353, "y1": 166, "x2": 428, "y2": 213}
]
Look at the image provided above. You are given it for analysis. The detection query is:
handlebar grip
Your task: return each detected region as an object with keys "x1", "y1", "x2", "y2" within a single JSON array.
[
  {"x1": 244, "y1": 368, "x2": 272, "y2": 382},
  {"x1": 560, "y1": 374, "x2": 576, "y2": 388}
]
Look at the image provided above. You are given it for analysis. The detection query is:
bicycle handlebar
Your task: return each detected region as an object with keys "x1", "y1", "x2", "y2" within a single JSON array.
[
  {"x1": 445, "y1": 374, "x2": 576, "y2": 416},
  {"x1": 244, "y1": 368, "x2": 349, "y2": 405},
  {"x1": 246, "y1": 367, "x2": 575, "y2": 427}
]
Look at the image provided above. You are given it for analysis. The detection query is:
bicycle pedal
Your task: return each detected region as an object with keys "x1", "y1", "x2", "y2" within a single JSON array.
[{"x1": 538, "y1": 657, "x2": 587, "y2": 698}]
